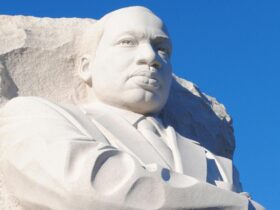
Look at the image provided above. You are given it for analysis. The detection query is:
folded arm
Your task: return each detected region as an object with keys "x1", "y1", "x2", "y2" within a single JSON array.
[{"x1": 0, "y1": 97, "x2": 263, "y2": 210}]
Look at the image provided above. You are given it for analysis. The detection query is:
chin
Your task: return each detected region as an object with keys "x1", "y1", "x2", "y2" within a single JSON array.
[
  {"x1": 123, "y1": 102, "x2": 161, "y2": 115},
  {"x1": 122, "y1": 91, "x2": 167, "y2": 115}
]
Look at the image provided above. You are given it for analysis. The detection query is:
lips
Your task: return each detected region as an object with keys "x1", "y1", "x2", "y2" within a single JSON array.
[
  {"x1": 129, "y1": 70, "x2": 161, "y2": 90},
  {"x1": 136, "y1": 76, "x2": 160, "y2": 88}
]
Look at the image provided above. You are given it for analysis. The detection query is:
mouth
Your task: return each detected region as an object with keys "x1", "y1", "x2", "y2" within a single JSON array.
[{"x1": 129, "y1": 70, "x2": 161, "y2": 90}]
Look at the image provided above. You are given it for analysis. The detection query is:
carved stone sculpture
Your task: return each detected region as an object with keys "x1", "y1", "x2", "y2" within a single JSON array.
[{"x1": 0, "y1": 6, "x2": 264, "y2": 210}]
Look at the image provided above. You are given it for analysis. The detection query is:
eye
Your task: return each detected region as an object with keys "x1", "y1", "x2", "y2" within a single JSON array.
[
  {"x1": 157, "y1": 47, "x2": 170, "y2": 56},
  {"x1": 118, "y1": 38, "x2": 138, "y2": 47}
]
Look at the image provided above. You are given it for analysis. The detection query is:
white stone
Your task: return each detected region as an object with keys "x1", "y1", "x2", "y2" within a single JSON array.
[
  {"x1": 0, "y1": 6, "x2": 264, "y2": 210},
  {"x1": 0, "y1": 15, "x2": 95, "y2": 105},
  {"x1": 0, "y1": 14, "x2": 234, "y2": 158}
]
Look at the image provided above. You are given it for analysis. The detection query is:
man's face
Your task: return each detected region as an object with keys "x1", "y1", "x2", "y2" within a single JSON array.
[{"x1": 89, "y1": 8, "x2": 172, "y2": 114}]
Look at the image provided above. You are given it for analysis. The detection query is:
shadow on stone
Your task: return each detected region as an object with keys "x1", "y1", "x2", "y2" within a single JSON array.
[
  {"x1": 161, "y1": 77, "x2": 235, "y2": 158},
  {"x1": 0, "y1": 60, "x2": 18, "y2": 104}
]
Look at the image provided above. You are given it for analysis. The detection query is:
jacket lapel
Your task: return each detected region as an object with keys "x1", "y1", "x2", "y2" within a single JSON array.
[
  {"x1": 177, "y1": 135, "x2": 207, "y2": 182},
  {"x1": 79, "y1": 105, "x2": 208, "y2": 181},
  {"x1": 86, "y1": 109, "x2": 170, "y2": 168}
]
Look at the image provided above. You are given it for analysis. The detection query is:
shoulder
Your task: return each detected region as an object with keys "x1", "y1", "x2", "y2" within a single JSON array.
[
  {"x1": 1, "y1": 97, "x2": 80, "y2": 119},
  {"x1": 1, "y1": 97, "x2": 56, "y2": 116},
  {"x1": 0, "y1": 97, "x2": 105, "y2": 141},
  {"x1": 0, "y1": 97, "x2": 86, "y2": 133}
]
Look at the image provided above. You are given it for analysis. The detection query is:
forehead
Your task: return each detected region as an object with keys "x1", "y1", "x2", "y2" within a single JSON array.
[{"x1": 102, "y1": 9, "x2": 169, "y2": 39}]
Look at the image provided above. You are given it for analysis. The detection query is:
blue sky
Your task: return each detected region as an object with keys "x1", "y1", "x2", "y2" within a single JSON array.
[{"x1": 1, "y1": 0, "x2": 279, "y2": 209}]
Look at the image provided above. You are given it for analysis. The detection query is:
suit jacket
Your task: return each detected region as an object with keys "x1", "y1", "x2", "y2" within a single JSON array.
[{"x1": 0, "y1": 97, "x2": 264, "y2": 210}]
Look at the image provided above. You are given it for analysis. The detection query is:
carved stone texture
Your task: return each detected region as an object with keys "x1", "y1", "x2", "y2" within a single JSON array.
[
  {"x1": 163, "y1": 76, "x2": 235, "y2": 159},
  {"x1": 0, "y1": 15, "x2": 235, "y2": 158},
  {"x1": 0, "y1": 15, "x2": 95, "y2": 106},
  {"x1": 0, "y1": 6, "x2": 265, "y2": 209}
]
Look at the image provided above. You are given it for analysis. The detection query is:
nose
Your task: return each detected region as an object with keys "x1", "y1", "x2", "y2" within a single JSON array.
[{"x1": 136, "y1": 43, "x2": 161, "y2": 69}]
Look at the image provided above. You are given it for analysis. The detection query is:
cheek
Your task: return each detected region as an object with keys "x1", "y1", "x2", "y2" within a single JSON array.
[
  {"x1": 104, "y1": 54, "x2": 135, "y2": 75},
  {"x1": 162, "y1": 65, "x2": 172, "y2": 83}
]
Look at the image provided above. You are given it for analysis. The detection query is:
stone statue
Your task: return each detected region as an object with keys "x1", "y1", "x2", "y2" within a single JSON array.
[{"x1": 0, "y1": 6, "x2": 264, "y2": 210}]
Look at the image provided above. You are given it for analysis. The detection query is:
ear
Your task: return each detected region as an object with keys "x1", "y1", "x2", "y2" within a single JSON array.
[{"x1": 78, "y1": 54, "x2": 92, "y2": 86}]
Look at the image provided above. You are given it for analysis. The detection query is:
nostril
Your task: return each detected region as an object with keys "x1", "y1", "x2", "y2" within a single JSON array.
[
  {"x1": 151, "y1": 62, "x2": 160, "y2": 69},
  {"x1": 137, "y1": 60, "x2": 147, "y2": 65},
  {"x1": 137, "y1": 60, "x2": 160, "y2": 69}
]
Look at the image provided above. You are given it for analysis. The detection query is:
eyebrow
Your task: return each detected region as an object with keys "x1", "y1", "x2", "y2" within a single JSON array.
[
  {"x1": 117, "y1": 30, "x2": 170, "y2": 41},
  {"x1": 152, "y1": 36, "x2": 171, "y2": 45}
]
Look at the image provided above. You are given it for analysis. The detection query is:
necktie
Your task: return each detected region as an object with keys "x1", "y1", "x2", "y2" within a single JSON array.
[{"x1": 136, "y1": 116, "x2": 174, "y2": 170}]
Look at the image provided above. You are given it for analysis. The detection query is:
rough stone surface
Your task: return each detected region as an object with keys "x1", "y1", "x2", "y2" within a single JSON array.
[
  {"x1": 0, "y1": 11, "x2": 253, "y2": 210},
  {"x1": 0, "y1": 15, "x2": 95, "y2": 105},
  {"x1": 0, "y1": 15, "x2": 235, "y2": 158}
]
